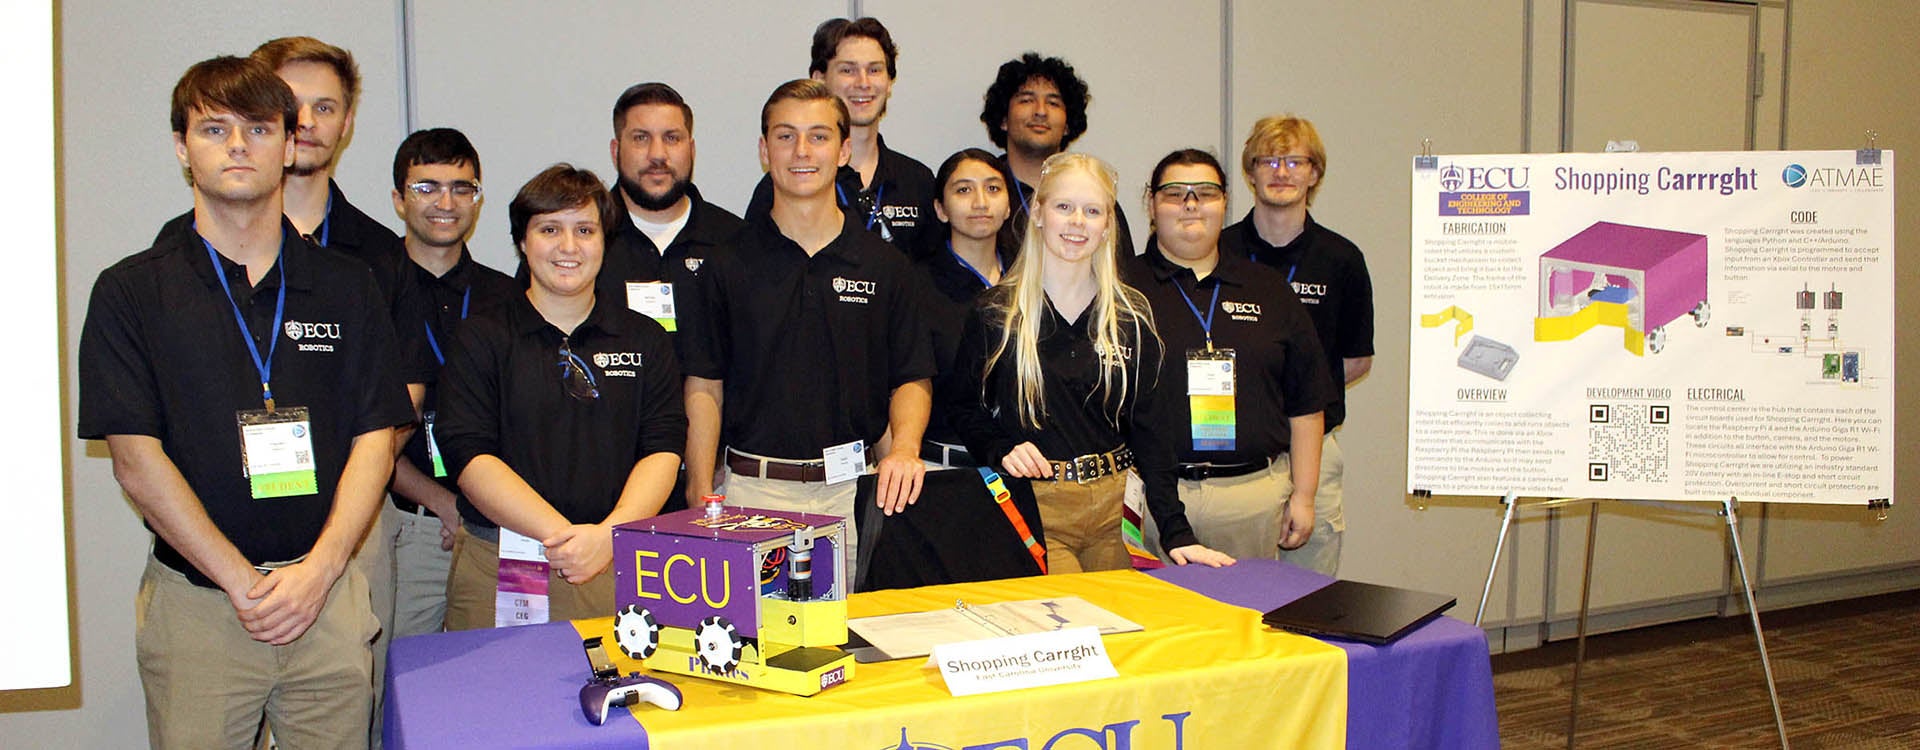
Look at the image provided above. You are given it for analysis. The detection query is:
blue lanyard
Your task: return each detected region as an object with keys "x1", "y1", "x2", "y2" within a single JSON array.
[
  {"x1": 1172, "y1": 278, "x2": 1223, "y2": 351},
  {"x1": 1288, "y1": 264, "x2": 1297, "y2": 283},
  {"x1": 421, "y1": 286, "x2": 472, "y2": 366},
  {"x1": 315, "y1": 191, "x2": 333, "y2": 247},
  {"x1": 946, "y1": 240, "x2": 1001, "y2": 289},
  {"x1": 1011, "y1": 180, "x2": 1030, "y2": 218},
  {"x1": 201, "y1": 233, "x2": 288, "y2": 410},
  {"x1": 835, "y1": 183, "x2": 887, "y2": 230}
]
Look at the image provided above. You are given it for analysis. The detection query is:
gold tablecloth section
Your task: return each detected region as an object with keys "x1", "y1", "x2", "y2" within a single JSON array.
[{"x1": 574, "y1": 569, "x2": 1345, "y2": 749}]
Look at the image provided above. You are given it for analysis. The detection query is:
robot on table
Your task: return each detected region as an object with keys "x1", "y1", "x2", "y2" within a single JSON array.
[
  {"x1": 609, "y1": 501, "x2": 855, "y2": 697},
  {"x1": 1533, "y1": 221, "x2": 1710, "y2": 355}
]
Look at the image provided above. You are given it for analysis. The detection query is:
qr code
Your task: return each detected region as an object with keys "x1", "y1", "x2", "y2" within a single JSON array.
[
  {"x1": 1585, "y1": 403, "x2": 1669, "y2": 482},
  {"x1": 294, "y1": 449, "x2": 312, "y2": 465}
]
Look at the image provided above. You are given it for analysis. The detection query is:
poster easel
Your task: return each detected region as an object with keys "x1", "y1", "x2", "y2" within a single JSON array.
[{"x1": 1471, "y1": 494, "x2": 1789, "y2": 750}]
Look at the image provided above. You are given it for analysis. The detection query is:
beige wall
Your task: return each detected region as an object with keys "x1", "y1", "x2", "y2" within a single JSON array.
[{"x1": 6, "y1": 0, "x2": 1914, "y2": 744}]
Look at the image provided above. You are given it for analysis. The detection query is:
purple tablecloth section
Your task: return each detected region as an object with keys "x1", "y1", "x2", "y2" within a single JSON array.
[
  {"x1": 386, "y1": 559, "x2": 1498, "y2": 749},
  {"x1": 1149, "y1": 559, "x2": 1500, "y2": 750}
]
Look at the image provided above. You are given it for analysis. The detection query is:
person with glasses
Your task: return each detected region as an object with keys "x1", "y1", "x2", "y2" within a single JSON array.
[
  {"x1": 744, "y1": 17, "x2": 937, "y2": 254},
  {"x1": 916, "y1": 149, "x2": 1019, "y2": 470},
  {"x1": 1219, "y1": 114, "x2": 1374, "y2": 575},
  {"x1": 679, "y1": 80, "x2": 934, "y2": 580},
  {"x1": 434, "y1": 165, "x2": 686, "y2": 631},
  {"x1": 1123, "y1": 149, "x2": 1335, "y2": 562},
  {"x1": 945, "y1": 152, "x2": 1233, "y2": 573},
  {"x1": 78, "y1": 56, "x2": 412, "y2": 748},
  {"x1": 376, "y1": 128, "x2": 517, "y2": 645},
  {"x1": 979, "y1": 53, "x2": 1135, "y2": 253}
]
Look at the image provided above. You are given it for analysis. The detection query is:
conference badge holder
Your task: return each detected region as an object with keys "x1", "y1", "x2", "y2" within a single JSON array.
[
  {"x1": 236, "y1": 406, "x2": 317, "y2": 499},
  {"x1": 496, "y1": 527, "x2": 551, "y2": 628},
  {"x1": 626, "y1": 281, "x2": 676, "y2": 332},
  {"x1": 1186, "y1": 349, "x2": 1237, "y2": 452},
  {"x1": 423, "y1": 410, "x2": 447, "y2": 478}
]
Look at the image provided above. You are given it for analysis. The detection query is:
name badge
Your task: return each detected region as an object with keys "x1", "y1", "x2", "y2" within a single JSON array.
[
  {"x1": 496, "y1": 528, "x2": 551, "y2": 627},
  {"x1": 423, "y1": 410, "x2": 446, "y2": 478},
  {"x1": 236, "y1": 407, "x2": 318, "y2": 499},
  {"x1": 823, "y1": 440, "x2": 866, "y2": 485},
  {"x1": 1187, "y1": 349, "x2": 1237, "y2": 452},
  {"x1": 625, "y1": 281, "x2": 676, "y2": 331}
]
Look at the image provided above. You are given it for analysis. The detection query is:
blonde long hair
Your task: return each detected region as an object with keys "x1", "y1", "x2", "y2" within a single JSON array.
[{"x1": 983, "y1": 153, "x2": 1158, "y2": 430}]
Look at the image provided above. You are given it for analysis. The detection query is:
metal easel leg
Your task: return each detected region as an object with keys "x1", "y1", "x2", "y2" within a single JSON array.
[
  {"x1": 1476, "y1": 492, "x2": 1520, "y2": 627},
  {"x1": 1566, "y1": 501, "x2": 1599, "y2": 750},
  {"x1": 1723, "y1": 497, "x2": 1791, "y2": 750}
]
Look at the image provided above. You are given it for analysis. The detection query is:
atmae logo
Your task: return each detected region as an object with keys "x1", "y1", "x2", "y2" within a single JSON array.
[
  {"x1": 1782, "y1": 164, "x2": 1808, "y2": 188},
  {"x1": 1439, "y1": 164, "x2": 1466, "y2": 192}
]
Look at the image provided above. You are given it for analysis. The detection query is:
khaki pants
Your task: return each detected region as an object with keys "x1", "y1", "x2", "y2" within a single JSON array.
[
  {"x1": 442, "y1": 526, "x2": 616, "y2": 632},
  {"x1": 1141, "y1": 458, "x2": 1291, "y2": 562},
  {"x1": 721, "y1": 467, "x2": 862, "y2": 588},
  {"x1": 135, "y1": 555, "x2": 376, "y2": 750},
  {"x1": 386, "y1": 503, "x2": 453, "y2": 640},
  {"x1": 1030, "y1": 471, "x2": 1130, "y2": 574},
  {"x1": 1276, "y1": 433, "x2": 1344, "y2": 576}
]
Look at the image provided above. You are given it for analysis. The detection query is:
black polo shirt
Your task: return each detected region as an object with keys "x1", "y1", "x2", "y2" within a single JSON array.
[
  {"x1": 435, "y1": 293, "x2": 686, "y2": 528},
  {"x1": 679, "y1": 214, "x2": 934, "y2": 459},
  {"x1": 1220, "y1": 212, "x2": 1373, "y2": 429},
  {"x1": 943, "y1": 285, "x2": 1196, "y2": 550},
  {"x1": 79, "y1": 217, "x2": 414, "y2": 587},
  {"x1": 155, "y1": 181, "x2": 434, "y2": 385},
  {"x1": 1124, "y1": 243, "x2": 1335, "y2": 464},
  {"x1": 401, "y1": 247, "x2": 520, "y2": 499},
  {"x1": 639, "y1": 184, "x2": 745, "y2": 351},
  {"x1": 745, "y1": 135, "x2": 937, "y2": 255},
  {"x1": 914, "y1": 239, "x2": 1015, "y2": 446},
  {"x1": 1003, "y1": 164, "x2": 1137, "y2": 256}
]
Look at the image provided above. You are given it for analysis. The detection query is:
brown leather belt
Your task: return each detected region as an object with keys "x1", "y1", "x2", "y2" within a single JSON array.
[
  {"x1": 1046, "y1": 446, "x2": 1133, "y2": 484},
  {"x1": 726, "y1": 447, "x2": 875, "y2": 483}
]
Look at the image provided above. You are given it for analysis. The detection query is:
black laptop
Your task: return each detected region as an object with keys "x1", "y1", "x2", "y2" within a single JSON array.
[{"x1": 1261, "y1": 580, "x2": 1457, "y2": 645}]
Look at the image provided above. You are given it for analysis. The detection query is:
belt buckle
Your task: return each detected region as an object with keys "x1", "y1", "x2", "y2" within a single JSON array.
[
  {"x1": 1074, "y1": 454, "x2": 1100, "y2": 484},
  {"x1": 1178, "y1": 464, "x2": 1208, "y2": 482}
]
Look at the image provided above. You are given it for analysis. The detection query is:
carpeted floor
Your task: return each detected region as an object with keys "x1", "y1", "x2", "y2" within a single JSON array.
[{"x1": 1491, "y1": 589, "x2": 1920, "y2": 749}]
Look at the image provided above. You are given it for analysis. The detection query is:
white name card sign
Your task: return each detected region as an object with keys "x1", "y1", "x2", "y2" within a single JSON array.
[{"x1": 928, "y1": 626, "x2": 1118, "y2": 696}]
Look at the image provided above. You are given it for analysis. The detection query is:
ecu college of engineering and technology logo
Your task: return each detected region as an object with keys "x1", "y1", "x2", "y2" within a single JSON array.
[
  {"x1": 1436, "y1": 162, "x2": 1531, "y2": 217},
  {"x1": 876, "y1": 711, "x2": 1192, "y2": 750}
]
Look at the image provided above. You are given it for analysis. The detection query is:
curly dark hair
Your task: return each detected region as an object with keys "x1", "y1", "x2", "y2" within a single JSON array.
[{"x1": 979, "y1": 52, "x2": 1090, "y2": 150}]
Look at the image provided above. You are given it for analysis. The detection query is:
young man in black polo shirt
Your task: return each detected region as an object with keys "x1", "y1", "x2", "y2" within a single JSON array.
[
  {"x1": 1219, "y1": 115, "x2": 1375, "y2": 575},
  {"x1": 78, "y1": 56, "x2": 411, "y2": 749},
  {"x1": 745, "y1": 17, "x2": 937, "y2": 254},
  {"x1": 380, "y1": 128, "x2": 517, "y2": 641},
  {"x1": 436, "y1": 165, "x2": 685, "y2": 631},
  {"x1": 682, "y1": 80, "x2": 934, "y2": 576},
  {"x1": 978, "y1": 52, "x2": 1134, "y2": 253},
  {"x1": 1126, "y1": 150, "x2": 1336, "y2": 562}
]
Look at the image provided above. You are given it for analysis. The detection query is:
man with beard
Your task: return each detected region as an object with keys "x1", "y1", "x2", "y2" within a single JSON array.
[
  {"x1": 599, "y1": 82, "x2": 742, "y2": 513},
  {"x1": 979, "y1": 52, "x2": 1134, "y2": 253},
  {"x1": 744, "y1": 17, "x2": 936, "y2": 254}
]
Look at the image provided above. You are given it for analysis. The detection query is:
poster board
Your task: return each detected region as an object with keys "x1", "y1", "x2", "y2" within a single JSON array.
[{"x1": 1407, "y1": 150, "x2": 1895, "y2": 505}]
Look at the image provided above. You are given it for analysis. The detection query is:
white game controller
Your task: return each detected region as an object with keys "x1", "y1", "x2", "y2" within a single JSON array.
[
  {"x1": 579, "y1": 635, "x2": 684, "y2": 726},
  {"x1": 580, "y1": 674, "x2": 683, "y2": 725}
]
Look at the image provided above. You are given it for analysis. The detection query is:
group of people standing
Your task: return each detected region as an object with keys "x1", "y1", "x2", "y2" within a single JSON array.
[{"x1": 76, "y1": 16, "x2": 1373, "y2": 750}]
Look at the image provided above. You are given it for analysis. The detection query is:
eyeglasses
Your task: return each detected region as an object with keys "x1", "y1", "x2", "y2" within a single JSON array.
[
  {"x1": 1251, "y1": 155, "x2": 1315, "y2": 173},
  {"x1": 556, "y1": 341, "x2": 600, "y2": 402},
  {"x1": 404, "y1": 180, "x2": 484, "y2": 203},
  {"x1": 1153, "y1": 182, "x2": 1226, "y2": 204}
]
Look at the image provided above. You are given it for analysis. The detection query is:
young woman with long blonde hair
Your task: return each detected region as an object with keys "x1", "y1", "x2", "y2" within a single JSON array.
[{"x1": 946, "y1": 152, "x2": 1234, "y2": 572}]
